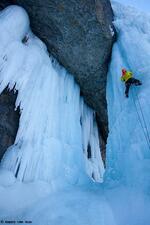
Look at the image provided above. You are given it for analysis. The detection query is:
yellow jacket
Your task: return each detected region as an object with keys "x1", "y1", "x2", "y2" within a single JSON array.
[{"x1": 121, "y1": 71, "x2": 133, "y2": 82}]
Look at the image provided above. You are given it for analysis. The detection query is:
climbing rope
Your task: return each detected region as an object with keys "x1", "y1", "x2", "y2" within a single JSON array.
[
  {"x1": 131, "y1": 89, "x2": 150, "y2": 150},
  {"x1": 135, "y1": 89, "x2": 150, "y2": 145}
]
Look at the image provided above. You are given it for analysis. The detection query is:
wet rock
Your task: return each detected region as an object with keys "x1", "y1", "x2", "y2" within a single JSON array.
[
  {"x1": 0, "y1": 0, "x2": 115, "y2": 158},
  {"x1": 0, "y1": 89, "x2": 19, "y2": 161}
]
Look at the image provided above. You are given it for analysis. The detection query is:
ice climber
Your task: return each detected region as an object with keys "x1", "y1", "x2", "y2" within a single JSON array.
[{"x1": 121, "y1": 68, "x2": 142, "y2": 98}]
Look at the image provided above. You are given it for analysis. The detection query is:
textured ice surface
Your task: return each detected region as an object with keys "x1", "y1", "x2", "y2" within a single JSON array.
[
  {"x1": 0, "y1": 6, "x2": 104, "y2": 185},
  {"x1": 0, "y1": 2, "x2": 150, "y2": 225},
  {"x1": 106, "y1": 1, "x2": 150, "y2": 191}
]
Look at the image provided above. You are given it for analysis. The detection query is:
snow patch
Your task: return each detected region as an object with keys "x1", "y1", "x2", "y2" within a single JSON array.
[{"x1": 0, "y1": 169, "x2": 16, "y2": 187}]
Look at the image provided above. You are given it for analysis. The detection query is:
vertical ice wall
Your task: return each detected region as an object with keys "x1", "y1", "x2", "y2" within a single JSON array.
[
  {"x1": 106, "y1": 1, "x2": 150, "y2": 189},
  {"x1": 0, "y1": 6, "x2": 104, "y2": 186}
]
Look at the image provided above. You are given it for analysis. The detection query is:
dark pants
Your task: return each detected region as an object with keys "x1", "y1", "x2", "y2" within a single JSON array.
[{"x1": 125, "y1": 78, "x2": 142, "y2": 97}]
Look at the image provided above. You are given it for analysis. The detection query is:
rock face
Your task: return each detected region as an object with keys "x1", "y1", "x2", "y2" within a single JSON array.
[
  {"x1": 0, "y1": 0, "x2": 115, "y2": 156},
  {"x1": 0, "y1": 89, "x2": 19, "y2": 161}
]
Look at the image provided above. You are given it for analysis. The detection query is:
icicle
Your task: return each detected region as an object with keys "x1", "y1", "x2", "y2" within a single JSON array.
[{"x1": 0, "y1": 6, "x2": 104, "y2": 186}]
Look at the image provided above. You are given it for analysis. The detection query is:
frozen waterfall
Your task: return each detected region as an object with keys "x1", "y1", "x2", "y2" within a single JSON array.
[
  {"x1": 0, "y1": 5, "x2": 104, "y2": 185},
  {"x1": 106, "y1": 1, "x2": 150, "y2": 190},
  {"x1": 0, "y1": 2, "x2": 150, "y2": 225}
]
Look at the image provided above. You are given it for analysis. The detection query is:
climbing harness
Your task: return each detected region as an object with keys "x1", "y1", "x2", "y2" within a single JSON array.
[{"x1": 131, "y1": 89, "x2": 150, "y2": 150}]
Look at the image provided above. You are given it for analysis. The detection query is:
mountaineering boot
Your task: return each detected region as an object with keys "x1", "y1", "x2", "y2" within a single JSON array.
[
  {"x1": 134, "y1": 79, "x2": 142, "y2": 86},
  {"x1": 125, "y1": 89, "x2": 129, "y2": 98}
]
